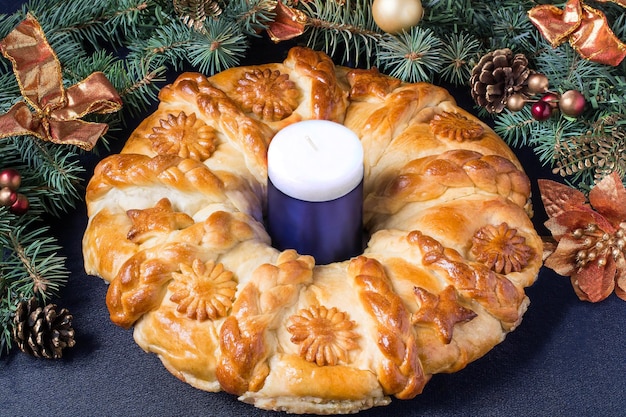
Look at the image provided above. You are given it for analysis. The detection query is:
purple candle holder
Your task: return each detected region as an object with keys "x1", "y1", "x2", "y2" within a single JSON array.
[
  {"x1": 267, "y1": 179, "x2": 363, "y2": 265},
  {"x1": 266, "y1": 120, "x2": 364, "y2": 265}
]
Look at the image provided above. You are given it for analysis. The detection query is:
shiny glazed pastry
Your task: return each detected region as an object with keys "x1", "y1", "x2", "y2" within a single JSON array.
[{"x1": 83, "y1": 47, "x2": 543, "y2": 414}]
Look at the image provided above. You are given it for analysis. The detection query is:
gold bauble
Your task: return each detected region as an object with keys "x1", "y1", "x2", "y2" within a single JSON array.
[
  {"x1": 559, "y1": 90, "x2": 586, "y2": 117},
  {"x1": 526, "y1": 73, "x2": 549, "y2": 95},
  {"x1": 506, "y1": 94, "x2": 526, "y2": 112},
  {"x1": 372, "y1": 0, "x2": 423, "y2": 34}
]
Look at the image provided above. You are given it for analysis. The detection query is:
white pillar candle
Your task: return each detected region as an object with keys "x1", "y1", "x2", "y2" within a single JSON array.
[
  {"x1": 266, "y1": 120, "x2": 364, "y2": 264},
  {"x1": 267, "y1": 120, "x2": 363, "y2": 201}
]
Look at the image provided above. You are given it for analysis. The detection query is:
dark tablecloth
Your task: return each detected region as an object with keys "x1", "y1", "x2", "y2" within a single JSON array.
[{"x1": 1, "y1": 2, "x2": 625, "y2": 416}]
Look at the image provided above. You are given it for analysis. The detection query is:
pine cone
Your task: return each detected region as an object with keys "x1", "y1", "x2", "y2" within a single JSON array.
[
  {"x1": 470, "y1": 48, "x2": 530, "y2": 113},
  {"x1": 173, "y1": 0, "x2": 222, "y2": 31},
  {"x1": 12, "y1": 297, "x2": 76, "y2": 359}
]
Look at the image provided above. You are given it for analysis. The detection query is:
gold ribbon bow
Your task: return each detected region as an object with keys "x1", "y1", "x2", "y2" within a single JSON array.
[
  {"x1": 0, "y1": 14, "x2": 123, "y2": 151},
  {"x1": 528, "y1": 0, "x2": 626, "y2": 66}
]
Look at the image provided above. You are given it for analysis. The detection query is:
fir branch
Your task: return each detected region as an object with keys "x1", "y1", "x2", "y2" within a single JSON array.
[
  {"x1": 438, "y1": 31, "x2": 482, "y2": 85},
  {"x1": 30, "y1": 0, "x2": 161, "y2": 52},
  {"x1": 188, "y1": 18, "x2": 248, "y2": 75},
  {"x1": 487, "y1": 4, "x2": 536, "y2": 51},
  {"x1": 0, "y1": 70, "x2": 20, "y2": 111},
  {"x1": 115, "y1": 63, "x2": 167, "y2": 117},
  {"x1": 493, "y1": 107, "x2": 537, "y2": 148},
  {"x1": 4, "y1": 137, "x2": 84, "y2": 217},
  {"x1": 39, "y1": 1, "x2": 120, "y2": 48},
  {"x1": 126, "y1": 20, "x2": 196, "y2": 72},
  {"x1": 0, "y1": 284, "x2": 14, "y2": 355},
  {"x1": 104, "y1": 0, "x2": 159, "y2": 41},
  {"x1": 2, "y1": 221, "x2": 68, "y2": 299},
  {"x1": 301, "y1": 0, "x2": 381, "y2": 67},
  {"x1": 423, "y1": 0, "x2": 476, "y2": 33},
  {"x1": 225, "y1": 0, "x2": 275, "y2": 36},
  {"x1": 377, "y1": 27, "x2": 444, "y2": 82},
  {"x1": 0, "y1": 214, "x2": 69, "y2": 355}
]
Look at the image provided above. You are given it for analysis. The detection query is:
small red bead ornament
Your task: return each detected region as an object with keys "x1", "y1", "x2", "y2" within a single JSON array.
[
  {"x1": 540, "y1": 92, "x2": 560, "y2": 109},
  {"x1": 531, "y1": 100, "x2": 552, "y2": 121},
  {"x1": 0, "y1": 168, "x2": 21, "y2": 191},
  {"x1": 0, "y1": 168, "x2": 29, "y2": 215},
  {"x1": 10, "y1": 193, "x2": 30, "y2": 215}
]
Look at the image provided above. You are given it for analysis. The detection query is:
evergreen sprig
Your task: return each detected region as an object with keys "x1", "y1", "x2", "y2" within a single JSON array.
[
  {"x1": 378, "y1": 26, "x2": 444, "y2": 82},
  {"x1": 302, "y1": 0, "x2": 381, "y2": 68}
]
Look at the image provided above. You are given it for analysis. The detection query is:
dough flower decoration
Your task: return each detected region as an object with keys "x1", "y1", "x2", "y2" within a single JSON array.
[
  {"x1": 0, "y1": 14, "x2": 122, "y2": 151},
  {"x1": 169, "y1": 259, "x2": 237, "y2": 321},
  {"x1": 149, "y1": 111, "x2": 217, "y2": 160},
  {"x1": 528, "y1": 0, "x2": 626, "y2": 66},
  {"x1": 539, "y1": 172, "x2": 626, "y2": 302},
  {"x1": 430, "y1": 111, "x2": 485, "y2": 142},
  {"x1": 470, "y1": 222, "x2": 534, "y2": 274},
  {"x1": 287, "y1": 305, "x2": 360, "y2": 366},
  {"x1": 235, "y1": 68, "x2": 300, "y2": 121}
]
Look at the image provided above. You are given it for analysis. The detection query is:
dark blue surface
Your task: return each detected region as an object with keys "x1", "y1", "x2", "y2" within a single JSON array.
[
  {"x1": 1, "y1": 1, "x2": 625, "y2": 416},
  {"x1": 267, "y1": 179, "x2": 363, "y2": 265}
]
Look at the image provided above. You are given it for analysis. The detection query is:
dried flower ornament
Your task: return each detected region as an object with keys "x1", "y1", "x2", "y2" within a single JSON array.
[
  {"x1": 266, "y1": 2, "x2": 308, "y2": 42},
  {"x1": 539, "y1": 172, "x2": 626, "y2": 302}
]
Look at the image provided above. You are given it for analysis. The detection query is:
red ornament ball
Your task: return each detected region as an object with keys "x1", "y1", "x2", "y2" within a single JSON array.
[
  {"x1": 0, "y1": 186, "x2": 18, "y2": 207},
  {"x1": 531, "y1": 100, "x2": 552, "y2": 121},
  {"x1": 0, "y1": 168, "x2": 21, "y2": 191},
  {"x1": 9, "y1": 193, "x2": 29, "y2": 215},
  {"x1": 559, "y1": 90, "x2": 586, "y2": 117},
  {"x1": 540, "y1": 92, "x2": 560, "y2": 109}
]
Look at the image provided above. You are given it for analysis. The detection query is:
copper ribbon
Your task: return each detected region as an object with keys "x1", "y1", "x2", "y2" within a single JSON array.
[
  {"x1": 0, "y1": 14, "x2": 123, "y2": 151},
  {"x1": 528, "y1": 0, "x2": 626, "y2": 66}
]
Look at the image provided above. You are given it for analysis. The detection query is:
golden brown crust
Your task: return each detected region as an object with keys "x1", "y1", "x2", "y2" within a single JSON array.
[
  {"x1": 82, "y1": 46, "x2": 543, "y2": 414},
  {"x1": 217, "y1": 250, "x2": 315, "y2": 395},
  {"x1": 348, "y1": 256, "x2": 428, "y2": 399}
]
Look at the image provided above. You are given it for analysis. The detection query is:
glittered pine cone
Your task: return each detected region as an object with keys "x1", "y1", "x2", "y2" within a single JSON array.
[
  {"x1": 12, "y1": 297, "x2": 76, "y2": 359},
  {"x1": 470, "y1": 48, "x2": 530, "y2": 113}
]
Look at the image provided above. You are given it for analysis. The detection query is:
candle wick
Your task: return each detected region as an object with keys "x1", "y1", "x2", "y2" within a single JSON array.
[{"x1": 305, "y1": 135, "x2": 318, "y2": 151}]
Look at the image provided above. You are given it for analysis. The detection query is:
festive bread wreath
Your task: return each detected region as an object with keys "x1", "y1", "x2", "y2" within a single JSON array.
[{"x1": 83, "y1": 47, "x2": 542, "y2": 414}]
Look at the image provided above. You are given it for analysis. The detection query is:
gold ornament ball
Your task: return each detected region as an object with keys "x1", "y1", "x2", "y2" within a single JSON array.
[
  {"x1": 0, "y1": 186, "x2": 17, "y2": 207},
  {"x1": 559, "y1": 90, "x2": 586, "y2": 117},
  {"x1": 526, "y1": 73, "x2": 549, "y2": 95},
  {"x1": 372, "y1": 0, "x2": 424, "y2": 34},
  {"x1": 506, "y1": 94, "x2": 526, "y2": 112}
]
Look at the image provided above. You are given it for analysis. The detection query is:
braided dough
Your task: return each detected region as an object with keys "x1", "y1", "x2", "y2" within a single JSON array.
[{"x1": 83, "y1": 47, "x2": 543, "y2": 414}]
